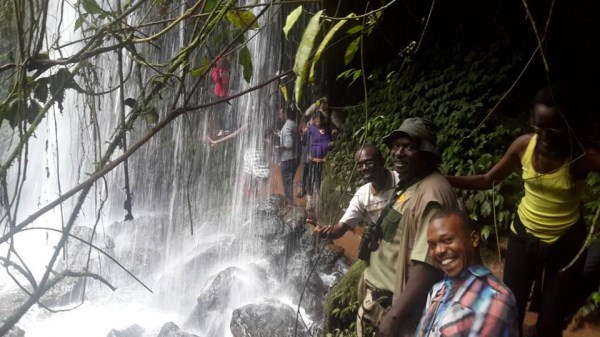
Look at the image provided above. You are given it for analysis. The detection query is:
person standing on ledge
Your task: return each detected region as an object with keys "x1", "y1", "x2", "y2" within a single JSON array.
[
  {"x1": 304, "y1": 111, "x2": 335, "y2": 218},
  {"x1": 445, "y1": 86, "x2": 600, "y2": 337},
  {"x1": 357, "y1": 117, "x2": 458, "y2": 337},
  {"x1": 278, "y1": 108, "x2": 301, "y2": 204},
  {"x1": 417, "y1": 209, "x2": 518, "y2": 337}
]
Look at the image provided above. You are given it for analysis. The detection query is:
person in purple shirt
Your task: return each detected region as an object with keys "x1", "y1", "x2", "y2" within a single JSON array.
[{"x1": 304, "y1": 111, "x2": 335, "y2": 218}]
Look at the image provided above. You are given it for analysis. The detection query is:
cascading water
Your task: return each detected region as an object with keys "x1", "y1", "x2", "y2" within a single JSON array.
[{"x1": 0, "y1": 1, "x2": 347, "y2": 337}]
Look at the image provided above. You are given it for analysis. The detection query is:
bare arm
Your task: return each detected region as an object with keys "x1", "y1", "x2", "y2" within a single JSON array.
[
  {"x1": 573, "y1": 147, "x2": 600, "y2": 178},
  {"x1": 445, "y1": 135, "x2": 530, "y2": 190},
  {"x1": 313, "y1": 222, "x2": 351, "y2": 240},
  {"x1": 377, "y1": 262, "x2": 443, "y2": 337},
  {"x1": 206, "y1": 124, "x2": 248, "y2": 145}
]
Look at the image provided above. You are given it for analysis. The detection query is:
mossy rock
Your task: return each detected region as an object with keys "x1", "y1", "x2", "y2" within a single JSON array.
[{"x1": 323, "y1": 260, "x2": 365, "y2": 334}]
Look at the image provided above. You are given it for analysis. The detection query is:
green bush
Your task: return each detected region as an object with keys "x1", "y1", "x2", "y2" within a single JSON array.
[{"x1": 323, "y1": 260, "x2": 366, "y2": 336}]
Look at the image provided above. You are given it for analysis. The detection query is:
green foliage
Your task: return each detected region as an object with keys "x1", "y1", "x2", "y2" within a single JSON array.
[
  {"x1": 310, "y1": 15, "x2": 353, "y2": 82},
  {"x1": 238, "y1": 46, "x2": 253, "y2": 83},
  {"x1": 225, "y1": 9, "x2": 259, "y2": 30},
  {"x1": 190, "y1": 57, "x2": 212, "y2": 77},
  {"x1": 293, "y1": 9, "x2": 324, "y2": 103},
  {"x1": 344, "y1": 37, "x2": 360, "y2": 66},
  {"x1": 579, "y1": 290, "x2": 600, "y2": 317},
  {"x1": 337, "y1": 68, "x2": 362, "y2": 86},
  {"x1": 80, "y1": 0, "x2": 115, "y2": 19},
  {"x1": 323, "y1": 261, "x2": 365, "y2": 335},
  {"x1": 0, "y1": 67, "x2": 85, "y2": 127},
  {"x1": 289, "y1": 6, "x2": 387, "y2": 103},
  {"x1": 75, "y1": 0, "x2": 116, "y2": 32},
  {"x1": 283, "y1": 6, "x2": 303, "y2": 40},
  {"x1": 326, "y1": 35, "x2": 525, "y2": 234},
  {"x1": 583, "y1": 173, "x2": 600, "y2": 225}
]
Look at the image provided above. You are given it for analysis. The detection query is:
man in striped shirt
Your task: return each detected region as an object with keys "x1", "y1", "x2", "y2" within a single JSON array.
[{"x1": 417, "y1": 209, "x2": 518, "y2": 337}]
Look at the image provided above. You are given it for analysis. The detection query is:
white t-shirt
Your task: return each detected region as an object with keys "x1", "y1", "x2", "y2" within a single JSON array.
[{"x1": 339, "y1": 170, "x2": 399, "y2": 228}]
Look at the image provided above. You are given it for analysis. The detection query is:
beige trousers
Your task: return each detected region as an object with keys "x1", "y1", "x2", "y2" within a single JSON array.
[{"x1": 356, "y1": 275, "x2": 390, "y2": 337}]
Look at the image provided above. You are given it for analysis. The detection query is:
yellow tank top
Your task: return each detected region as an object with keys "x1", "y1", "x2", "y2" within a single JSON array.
[{"x1": 515, "y1": 134, "x2": 583, "y2": 243}]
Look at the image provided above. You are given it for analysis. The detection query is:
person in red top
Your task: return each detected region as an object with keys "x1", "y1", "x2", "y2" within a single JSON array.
[{"x1": 211, "y1": 57, "x2": 229, "y2": 97}]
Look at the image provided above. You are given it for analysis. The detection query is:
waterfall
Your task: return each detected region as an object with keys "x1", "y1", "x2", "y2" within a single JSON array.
[{"x1": 0, "y1": 1, "x2": 342, "y2": 337}]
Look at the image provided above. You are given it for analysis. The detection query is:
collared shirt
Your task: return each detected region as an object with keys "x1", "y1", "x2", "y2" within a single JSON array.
[
  {"x1": 417, "y1": 265, "x2": 518, "y2": 337},
  {"x1": 339, "y1": 170, "x2": 399, "y2": 227}
]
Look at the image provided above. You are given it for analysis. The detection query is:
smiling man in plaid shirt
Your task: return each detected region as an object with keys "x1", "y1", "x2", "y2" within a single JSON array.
[{"x1": 417, "y1": 209, "x2": 518, "y2": 337}]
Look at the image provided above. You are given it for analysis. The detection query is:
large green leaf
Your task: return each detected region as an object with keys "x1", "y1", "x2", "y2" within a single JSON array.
[
  {"x1": 344, "y1": 36, "x2": 361, "y2": 66},
  {"x1": 346, "y1": 25, "x2": 363, "y2": 35},
  {"x1": 225, "y1": 10, "x2": 259, "y2": 31},
  {"x1": 203, "y1": 0, "x2": 219, "y2": 12},
  {"x1": 74, "y1": 14, "x2": 88, "y2": 31},
  {"x1": 310, "y1": 14, "x2": 354, "y2": 82},
  {"x1": 80, "y1": 0, "x2": 114, "y2": 19},
  {"x1": 191, "y1": 57, "x2": 212, "y2": 77},
  {"x1": 293, "y1": 10, "x2": 323, "y2": 103},
  {"x1": 283, "y1": 6, "x2": 303, "y2": 40},
  {"x1": 239, "y1": 46, "x2": 253, "y2": 83}
]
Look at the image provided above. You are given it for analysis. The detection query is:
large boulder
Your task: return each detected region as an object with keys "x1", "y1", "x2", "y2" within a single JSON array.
[
  {"x1": 107, "y1": 215, "x2": 171, "y2": 278},
  {"x1": 230, "y1": 299, "x2": 310, "y2": 337},
  {"x1": 156, "y1": 322, "x2": 198, "y2": 337},
  {"x1": 185, "y1": 265, "x2": 268, "y2": 330},
  {"x1": 280, "y1": 206, "x2": 307, "y2": 237},
  {"x1": 313, "y1": 245, "x2": 348, "y2": 281},
  {"x1": 243, "y1": 196, "x2": 305, "y2": 242},
  {"x1": 106, "y1": 324, "x2": 145, "y2": 337},
  {"x1": 253, "y1": 195, "x2": 286, "y2": 216},
  {"x1": 250, "y1": 215, "x2": 285, "y2": 240}
]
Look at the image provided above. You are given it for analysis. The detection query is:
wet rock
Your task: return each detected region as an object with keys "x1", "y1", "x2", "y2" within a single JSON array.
[
  {"x1": 230, "y1": 299, "x2": 310, "y2": 337},
  {"x1": 2, "y1": 324, "x2": 25, "y2": 337},
  {"x1": 251, "y1": 215, "x2": 285, "y2": 240},
  {"x1": 156, "y1": 322, "x2": 198, "y2": 337},
  {"x1": 106, "y1": 324, "x2": 145, "y2": 337},
  {"x1": 107, "y1": 215, "x2": 170, "y2": 277},
  {"x1": 183, "y1": 236, "x2": 235, "y2": 272},
  {"x1": 314, "y1": 245, "x2": 347, "y2": 277},
  {"x1": 290, "y1": 269, "x2": 328, "y2": 318},
  {"x1": 253, "y1": 195, "x2": 286, "y2": 216},
  {"x1": 277, "y1": 241, "x2": 349, "y2": 319},
  {"x1": 185, "y1": 265, "x2": 268, "y2": 330},
  {"x1": 281, "y1": 206, "x2": 307, "y2": 236}
]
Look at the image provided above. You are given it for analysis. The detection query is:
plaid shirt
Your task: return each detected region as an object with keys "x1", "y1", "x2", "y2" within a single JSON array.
[
  {"x1": 416, "y1": 265, "x2": 518, "y2": 337},
  {"x1": 243, "y1": 148, "x2": 270, "y2": 179}
]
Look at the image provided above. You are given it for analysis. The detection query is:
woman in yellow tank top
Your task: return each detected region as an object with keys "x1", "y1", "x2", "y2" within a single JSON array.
[{"x1": 446, "y1": 86, "x2": 600, "y2": 337}]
